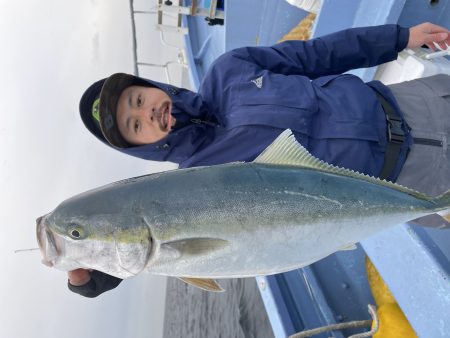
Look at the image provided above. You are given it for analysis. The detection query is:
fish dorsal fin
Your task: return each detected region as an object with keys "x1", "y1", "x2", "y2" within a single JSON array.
[
  {"x1": 178, "y1": 277, "x2": 225, "y2": 292},
  {"x1": 254, "y1": 129, "x2": 429, "y2": 200}
]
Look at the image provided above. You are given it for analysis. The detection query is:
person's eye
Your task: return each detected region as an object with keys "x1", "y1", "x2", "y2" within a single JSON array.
[
  {"x1": 137, "y1": 94, "x2": 143, "y2": 107},
  {"x1": 134, "y1": 120, "x2": 140, "y2": 133}
]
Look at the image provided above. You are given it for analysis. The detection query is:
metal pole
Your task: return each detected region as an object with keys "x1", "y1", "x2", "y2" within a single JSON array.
[{"x1": 129, "y1": 0, "x2": 140, "y2": 76}]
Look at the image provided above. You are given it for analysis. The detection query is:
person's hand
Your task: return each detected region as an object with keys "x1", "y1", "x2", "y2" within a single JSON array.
[
  {"x1": 407, "y1": 22, "x2": 450, "y2": 50},
  {"x1": 68, "y1": 269, "x2": 91, "y2": 286}
]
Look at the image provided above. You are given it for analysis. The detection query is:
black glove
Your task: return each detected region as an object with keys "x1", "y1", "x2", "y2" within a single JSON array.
[{"x1": 68, "y1": 270, "x2": 122, "y2": 298}]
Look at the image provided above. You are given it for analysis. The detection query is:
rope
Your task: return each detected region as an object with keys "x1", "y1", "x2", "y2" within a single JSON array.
[
  {"x1": 288, "y1": 304, "x2": 378, "y2": 338},
  {"x1": 348, "y1": 305, "x2": 379, "y2": 338}
]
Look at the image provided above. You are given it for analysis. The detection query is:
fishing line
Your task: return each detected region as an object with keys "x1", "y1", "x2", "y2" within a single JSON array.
[{"x1": 14, "y1": 248, "x2": 40, "y2": 253}]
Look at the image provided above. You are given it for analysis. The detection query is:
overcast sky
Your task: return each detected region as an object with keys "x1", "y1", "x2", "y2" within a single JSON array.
[{"x1": 0, "y1": 1, "x2": 181, "y2": 337}]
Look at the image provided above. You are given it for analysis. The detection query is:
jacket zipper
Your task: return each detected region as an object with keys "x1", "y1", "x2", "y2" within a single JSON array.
[{"x1": 190, "y1": 118, "x2": 217, "y2": 127}]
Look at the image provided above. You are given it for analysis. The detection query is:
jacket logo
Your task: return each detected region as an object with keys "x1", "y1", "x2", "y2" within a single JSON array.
[{"x1": 251, "y1": 76, "x2": 263, "y2": 89}]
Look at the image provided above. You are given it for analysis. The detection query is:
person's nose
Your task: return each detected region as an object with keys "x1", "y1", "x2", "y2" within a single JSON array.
[{"x1": 138, "y1": 106, "x2": 155, "y2": 122}]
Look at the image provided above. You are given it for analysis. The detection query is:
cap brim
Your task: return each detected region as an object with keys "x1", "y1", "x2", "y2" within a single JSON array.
[{"x1": 98, "y1": 73, "x2": 138, "y2": 148}]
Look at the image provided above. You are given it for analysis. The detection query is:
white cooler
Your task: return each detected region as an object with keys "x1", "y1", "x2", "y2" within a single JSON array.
[{"x1": 375, "y1": 48, "x2": 450, "y2": 85}]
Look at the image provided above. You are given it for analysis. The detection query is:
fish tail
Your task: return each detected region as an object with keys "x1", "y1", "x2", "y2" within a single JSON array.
[
  {"x1": 434, "y1": 190, "x2": 450, "y2": 224},
  {"x1": 439, "y1": 210, "x2": 450, "y2": 224},
  {"x1": 432, "y1": 189, "x2": 450, "y2": 212},
  {"x1": 410, "y1": 191, "x2": 450, "y2": 230}
]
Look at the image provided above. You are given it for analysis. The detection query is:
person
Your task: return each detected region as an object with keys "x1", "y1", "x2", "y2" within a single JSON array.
[{"x1": 68, "y1": 22, "x2": 450, "y2": 297}]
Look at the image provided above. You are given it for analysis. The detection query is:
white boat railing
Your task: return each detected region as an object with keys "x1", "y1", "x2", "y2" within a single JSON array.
[
  {"x1": 129, "y1": 0, "x2": 223, "y2": 84},
  {"x1": 129, "y1": 0, "x2": 188, "y2": 84}
]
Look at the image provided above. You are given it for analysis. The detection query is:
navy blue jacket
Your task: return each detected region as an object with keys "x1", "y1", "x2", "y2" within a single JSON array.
[
  {"x1": 87, "y1": 24, "x2": 411, "y2": 181},
  {"x1": 77, "y1": 24, "x2": 412, "y2": 297}
]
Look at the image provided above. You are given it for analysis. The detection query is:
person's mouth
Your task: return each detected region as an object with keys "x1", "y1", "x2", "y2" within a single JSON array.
[{"x1": 158, "y1": 102, "x2": 172, "y2": 131}]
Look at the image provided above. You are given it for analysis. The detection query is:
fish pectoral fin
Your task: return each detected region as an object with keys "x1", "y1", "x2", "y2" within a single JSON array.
[
  {"x1": 339, "y1": 243, "x2": 358, "y2": 251},
  {"x1": 162, "y1": 238, "x2": 229, "y2": 257},
  {"x1": 178, "y1": 277, "x2": 225, "y2": 292}
]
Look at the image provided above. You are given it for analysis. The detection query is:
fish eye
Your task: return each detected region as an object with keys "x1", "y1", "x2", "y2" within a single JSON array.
[{"x1": 68, "y1": 225, "x2": 84, "y2": 240}]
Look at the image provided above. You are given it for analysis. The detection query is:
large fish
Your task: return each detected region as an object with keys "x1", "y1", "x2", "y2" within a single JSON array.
[{"x1": 36, "y1": 130, "x2": 450, "y2": 292}]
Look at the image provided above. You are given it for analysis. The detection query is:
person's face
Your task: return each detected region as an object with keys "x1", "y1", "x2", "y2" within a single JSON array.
[{"x1": 116, "y1": 85, "x2": 176, "y2": 145}]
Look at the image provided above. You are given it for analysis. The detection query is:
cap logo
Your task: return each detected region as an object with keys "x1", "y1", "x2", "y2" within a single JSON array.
[
  {"x1": 104, "y1": 114, "x2": 114, "y2": 130},
  {"x1": 91, "y1": 98, "x2": 100, "y2": 122}
]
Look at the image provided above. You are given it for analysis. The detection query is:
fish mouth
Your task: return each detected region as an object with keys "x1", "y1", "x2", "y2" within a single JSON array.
[{"x1": 36, "y1": 215, "x2": 60, "y2": 267}]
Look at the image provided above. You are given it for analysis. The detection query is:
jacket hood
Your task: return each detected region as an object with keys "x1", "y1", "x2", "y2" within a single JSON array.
[{"x1": 80, "y1": 75, "x2": 213, "y2": 164}]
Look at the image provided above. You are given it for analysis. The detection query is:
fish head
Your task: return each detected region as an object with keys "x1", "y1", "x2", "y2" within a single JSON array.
[{"x1": 36, "y1": 191, "x2": 152, "y2": 279}]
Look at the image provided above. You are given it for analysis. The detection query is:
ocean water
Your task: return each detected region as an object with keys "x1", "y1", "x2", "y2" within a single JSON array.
[{"x1": 163, "y1": 277, "x2": 275, "y2": 338}]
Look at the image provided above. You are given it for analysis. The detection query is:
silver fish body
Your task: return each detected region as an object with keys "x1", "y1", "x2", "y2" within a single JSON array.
[
  {"x1": 125, "y1": 162, "x2": 435, "y2": 278},
  {"x1": 36, "y1": 130, "x2": 450, "y2": 284}
]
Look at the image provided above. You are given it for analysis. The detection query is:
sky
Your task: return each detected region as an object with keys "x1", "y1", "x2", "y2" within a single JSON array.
[{"x1": 0, "y1": 1, "x2": 182, "y2": 337}]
